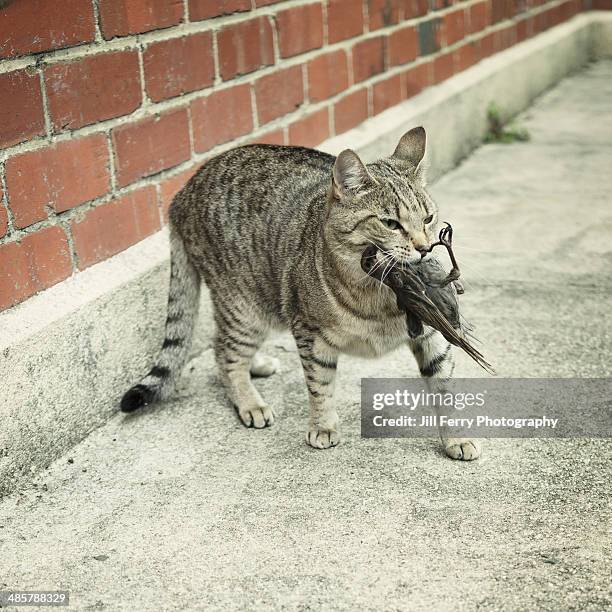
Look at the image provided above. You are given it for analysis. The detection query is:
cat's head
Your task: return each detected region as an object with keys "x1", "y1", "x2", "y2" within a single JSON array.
[{"x1": 327, "y1": 127, "x2": 438, "y2": 266}]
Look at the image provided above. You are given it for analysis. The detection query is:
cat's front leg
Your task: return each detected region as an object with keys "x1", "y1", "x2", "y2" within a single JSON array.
[
  {"x1": 408, "y1": 328, "x2": 482, "y2": 461},
  {"x1": 293, "y1": 325, "x2": 340, "y2": 449}
]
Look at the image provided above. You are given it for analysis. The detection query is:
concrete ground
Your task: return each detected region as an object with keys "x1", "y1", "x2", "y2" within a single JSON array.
[{"x1": 1, "y1": 61, "x2": 611, "y2": 611}]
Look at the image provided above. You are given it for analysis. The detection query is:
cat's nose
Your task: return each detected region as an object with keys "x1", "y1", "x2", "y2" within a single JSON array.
[{"x1": 416, "y1": 246, "x2": 429, "y2": 259}]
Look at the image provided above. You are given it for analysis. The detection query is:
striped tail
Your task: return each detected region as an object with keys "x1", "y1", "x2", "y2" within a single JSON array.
[{"x1": 120, "y1": 225, "x2": 200, "y2": 413}]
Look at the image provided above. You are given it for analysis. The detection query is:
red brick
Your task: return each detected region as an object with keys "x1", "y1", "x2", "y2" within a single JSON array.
[
  {"x1": 334, "y1": 89, "x2": 369, "y2": 135},
  {"x1": 248, "y1": 129, "x2": 286, "y2": 145},
  {"x1": 593, "y1": 0, "x2": 612, "y2": 8},
  {"x1": 0, "y1": 226, "x2": 72, "y2": 311},
  {"x1": 469, "y1": 1, "x2": 490, "y2": 34},
  {"x1": 217, "y1": 17, "x2": 275, "y2": 81},
  {"x1": 433, "y1": 52, "x2": 454, "y2": 84},
  {"x1": 45, "y1": 51, "x2": 141, "y2": 132},
  {"x1": 401, "y1": 0, "x2": 428, "y2": 19},
  {"x1": 368, "y1": 0, "x2": 400, "y2": 31},
  {"x1": 516, "y1": 18, "x2": 530, "y2": 42},
  {"x1": 98, "y1": 0, "x2": 183, "y2": 38},
  {"x1": 402, "y1": 62, "x2": 431, "y2": 100},
  {"x1": 559, "y1": 0, "x2": 576, "y2": 21},
  {"x1": 442, "y1": 9, "x2": 466, "y2": 46},
  {"x1": 418, "y1": 18, "x2": 442, "y2": 56},
  {"x1": 497, "y1": 24, "x2": 516, "y2": 49},
  {"x1": 549, "y1": 4, "x2": 562, "y2": 26},
  {"x1": 255, "y1": 66, "x2": 304, "y2": 125},
  {"x1": 71, "y1": 187, "x2": 160, "y2": 270},
  {"x1": 308, "y1": 51, "x2": 349, "y2": 103},
  {"x1": 479, "y1": 32, "x2": 496, "y2": 58},
  {"x1": 388, "y1": 25, "x2": 418, "y2": 67},
  {"x1": 453, "y1": 42, "x2": 479, "y2": 73},
  {"x1": 288, "y1": 108, "x2": 330, "y2": 148},
  {"x1": 144, "y1": 33, "x2": 214, "y2": 102},
  {"x1": 373, "y1": 74, "x2": 402, "y2": 115},
  {"x1": 5, "y1": 135, "x2": 110, "y2": 228},
  {"x1": 534, "y1": 11, "x2": 548, "y2": 33},
  {"x1": 276, "y1": 4, "x2": 324, "y2": 58},
  {"x1": 0, "y1": 208, "x2": 7, "y2": 239},
  {"x1": 112, "y1": 109, "x2": 191, "y2": 187},
  {"x1": 0, "y1": 0, "x2": 95, "y2": 59},
  {"x1": 0, "y1": 69, "x2": 45, "y2": 148},
  {"x1": 491, "y1": 0, "x2": 514, "y2": 24},
  {"x1": 352, "y1": 37, "x2": 386, "y2": 83},
  {"x1": 159, "y1": 166, "x2": 198, "y2": 221},
  {"x1": 189, "y1": 0, "x2": 250, "y2": 20},
  {"x1": 191, "y1": 84, "x2": 253, "y2": 152},
  {"x1": 328, "y1": 0, "x2": 364, "y2": 44}
]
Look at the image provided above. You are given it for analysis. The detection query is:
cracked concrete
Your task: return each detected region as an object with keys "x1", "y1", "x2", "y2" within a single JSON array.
[{"x1": 0, "y1": 61, "x2": 611, "y2": 611}]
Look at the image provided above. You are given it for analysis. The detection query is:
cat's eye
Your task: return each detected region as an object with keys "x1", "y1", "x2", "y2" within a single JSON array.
[
  {"x1": 424, "y1": 214, "x2": 434, "y2": 224},
  {"x1": 380, "y1": 218, "x2": 402, "y2": 231}
]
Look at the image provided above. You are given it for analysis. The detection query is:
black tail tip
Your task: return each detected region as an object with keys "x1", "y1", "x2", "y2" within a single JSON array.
[{"x1": 120, "y1": 385, "x2": 155, "y2": 413}]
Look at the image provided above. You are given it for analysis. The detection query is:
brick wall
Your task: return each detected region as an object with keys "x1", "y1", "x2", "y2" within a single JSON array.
[{"x1": 0, "y1": 0, "x2": 601, "y2": 312}]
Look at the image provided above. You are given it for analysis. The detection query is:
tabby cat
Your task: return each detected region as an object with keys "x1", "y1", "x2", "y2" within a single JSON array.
[{"x1": 121, "y1": 127, "x2": 481, "y2": 461}]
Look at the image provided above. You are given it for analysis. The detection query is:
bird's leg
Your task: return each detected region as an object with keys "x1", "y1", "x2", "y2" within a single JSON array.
[
  {"x1": 424, "y1": 223, "x2": 462, "y2": 289},
  {"x1": 437, "y1": 224, "x2": 461, "y2": 284}
]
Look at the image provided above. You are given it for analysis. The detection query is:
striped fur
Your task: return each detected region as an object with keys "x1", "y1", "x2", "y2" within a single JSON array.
[
  {"x1": 121, "y1": 127, "x2": 481, "y2": 459},
  {"x1": 120, "y1": 227, "x2": 199, "y2": 412}
]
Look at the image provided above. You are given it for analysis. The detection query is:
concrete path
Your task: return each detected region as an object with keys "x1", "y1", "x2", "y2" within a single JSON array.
[{"x1": 1, "y1": 62, "x2": 611, "y2": 611}]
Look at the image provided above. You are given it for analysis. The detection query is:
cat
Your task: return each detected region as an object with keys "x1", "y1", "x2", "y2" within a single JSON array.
[{"x1": 121, "y1": 127, "x2": 481, "y2": 461}]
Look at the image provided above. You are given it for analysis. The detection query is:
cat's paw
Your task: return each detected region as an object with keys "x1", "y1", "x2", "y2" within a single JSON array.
[
  {"x1": 444, "y1": 438, "x2": 482, "y2": 461},
  {"x1": 306, "y1": 428, "x2": 340, "y2": 449},
  {"x1": 250, "y1": 354, "x2": 280, "y2": 377},
  {"x1": 237, "y1": 404, "x2": 275, "y2": 429}
]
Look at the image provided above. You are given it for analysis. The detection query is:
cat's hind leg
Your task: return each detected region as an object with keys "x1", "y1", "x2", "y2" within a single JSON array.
[
  {"x1": 408, "y1": 328, "x2": 482, "y2": 461},
  {"x1": 213, "y1": 304, "x2": 275, "y2": 429},
  {"x1": 250, "y1": 353, "x2": 280, "y2": 377}
]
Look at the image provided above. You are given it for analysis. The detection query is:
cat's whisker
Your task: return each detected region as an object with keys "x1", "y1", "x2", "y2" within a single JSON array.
[
  {"x1": 367, "y1": 250, "x2": 395, "y2": 277},
  {"x1": 368, "y1": 253, "x2": 394, "y2": 276},
  {"x1": 358, "y1": 250, "x2": 393, "y2": 285},
  {"x1": 378, "y1": 257, "x2": 396, "y2": 296}
]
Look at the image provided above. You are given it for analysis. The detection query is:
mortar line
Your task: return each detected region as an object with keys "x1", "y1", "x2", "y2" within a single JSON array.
[
  {"x1": 250, "y1": 85, "x2": 260, "y2": 130},
  {"x1": 60, "y1": 217, "x2": 79, "y2": 275},
  {"x1": 363, "y1": 0, "x2": 370, "y2": 35},
  {"x1": 186, "y1": 104, "x2": 196, "y2": 158},
  {"x1": 0, "y1": 162, "x2": 16, "y2": 239},
  {"x1": 211, "y1": 30, "x2": 221, "y2": 86},
  {"x1": 106, "y1": 131, "x2": 118, "y2": 193},
  {"x1": 269, "y1": 14, "x2": 281, "y2": 65},
  {"x1": 91, "y1": 0, "x2": 104, "y2": 43},
  {"x1": 321, "y1": 0, "x2": 329, "y2": 46},
  {"x1": 302, "y1": 64, "x2": 310, "y2": 103},
  {"x1": 38, "y1": 68, "x2": 53, "y2": 138}
]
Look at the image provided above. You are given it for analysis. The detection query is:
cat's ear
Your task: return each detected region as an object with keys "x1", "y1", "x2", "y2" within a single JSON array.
[
  {"x1": 392, "y1": 126, "x2": 426, "y2": 170},
  {"x1": 332, "y1": 149, "x2": 371, "y2": 198}
]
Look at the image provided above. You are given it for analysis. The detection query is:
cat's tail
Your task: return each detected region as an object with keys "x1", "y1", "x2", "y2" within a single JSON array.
[{"x1": 120, "y1": 225, "x2": 200, "y2": 413}]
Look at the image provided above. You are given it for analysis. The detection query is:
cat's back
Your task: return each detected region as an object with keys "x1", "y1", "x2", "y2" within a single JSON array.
[{"x1": 170, "y1": 144, "x2": 334, "y2": 231}]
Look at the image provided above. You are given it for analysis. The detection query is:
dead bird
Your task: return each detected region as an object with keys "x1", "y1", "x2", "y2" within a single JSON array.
[{"x1": 361, "y1": 225, "x2": 494, "y2": 374}]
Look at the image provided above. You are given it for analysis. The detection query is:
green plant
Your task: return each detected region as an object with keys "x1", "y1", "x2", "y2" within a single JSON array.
[{"x1": 485, "y1": 103, "x2": 530, "y2": 143}]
